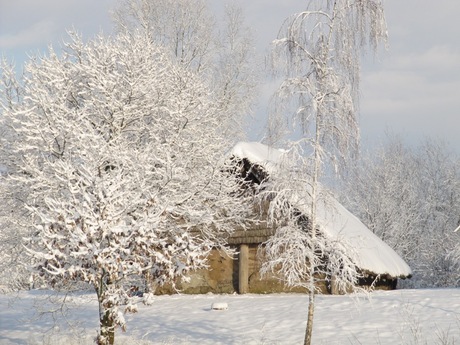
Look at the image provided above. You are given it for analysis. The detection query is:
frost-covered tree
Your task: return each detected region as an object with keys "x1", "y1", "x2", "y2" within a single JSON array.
[
  {"x1": 112, "y1": 0, "x2": 258, "y2": 140},
  {"x1": 340, "y1": 137, "x2": 421, "y2": 257},
  {"x1": 449, "y1": 237, "x2": 460, "y2": 285},
  {"x1": 0, "y1": 32, "x2": 251, "y2": 345},
  {"x1": 0, "y1": 60, "x2": 33, "y2": 292},
  {"x1": 266, "y1": 1, "x2": 387, "y2": 344},
  {"x1": 0, "y1": 183, "x2": 32, "y2": 292},
  {"x1": 339, "y1": 136, "x2": 460, "y2": 288}
]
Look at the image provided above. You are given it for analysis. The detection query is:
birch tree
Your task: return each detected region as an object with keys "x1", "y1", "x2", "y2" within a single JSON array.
[
  {"x1": 112, "y1": 0, "x2": 258, "y2": 140},
  {"x1": 0, "y1": 32, "x2": 251, "y2": 345},
  {"x1": 266, "y1": 1, "x2": 387, "y2": 344}
]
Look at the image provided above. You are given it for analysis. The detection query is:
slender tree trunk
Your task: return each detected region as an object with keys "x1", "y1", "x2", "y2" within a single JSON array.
[
  {"x1": 145, "y1": 271, "x2": 151, "y2": 293},
  {"x1": 304, "y1": 292, "x2": 315, "y2": 345},
  {"x1": 304, "y1": 99, "x2": 323, "y2": 345},
  {"x1": 304, "y1": 186, "x2": 319, "y2": 345}
]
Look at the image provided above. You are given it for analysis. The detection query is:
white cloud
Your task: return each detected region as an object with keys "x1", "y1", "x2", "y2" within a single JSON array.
[
  {"x1": 391, "y1": 46, "x2": 460, "y2": 81},
  {"x1": 0, "y1": 0, "x2": 112, "y2": 51},
  {"x1": 0, "y1": 0, "x2": 113, "y2": 67},
  {"x1": 0, "y1": 20, "x2": 57, "y2": 49},
  {"x1": 360, "y1": 45, "x2": 460, "y2": 149},
  {"x1": 362, "y1": 45, "x2": 460, "y2": 115},
  {"x1": 358, "y1": 0, "x2": 460, "y2": 150}
]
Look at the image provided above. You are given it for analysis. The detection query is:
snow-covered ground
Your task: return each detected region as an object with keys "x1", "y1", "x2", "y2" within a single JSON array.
[{"x1": 1, "y1": 289, "x2": 459, "y2": 345}]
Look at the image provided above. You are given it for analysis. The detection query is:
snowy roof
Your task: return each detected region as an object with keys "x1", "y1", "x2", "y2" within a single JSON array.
[{"x1": 231, "y1": 142, "x2": 412, "y2": 279}]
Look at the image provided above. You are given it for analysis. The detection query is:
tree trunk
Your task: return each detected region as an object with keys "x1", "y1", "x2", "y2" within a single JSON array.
[
  {"x1": 96, "y1": 276, "x2": 115, "y2": 345},
  {"x1": 304, "y1": 291, "x2": 315, "y2": 345},
  {"x1": 98, "y1": 308, "x2": 115, "y2": 345},
  {"x1": 303, "y1": 76, "x2": 322, "y2": 345}
]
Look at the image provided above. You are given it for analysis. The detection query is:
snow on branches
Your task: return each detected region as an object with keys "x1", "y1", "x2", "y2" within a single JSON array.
[{"x1": 1, "y1": 31, "x2": 251, "y2": 342}]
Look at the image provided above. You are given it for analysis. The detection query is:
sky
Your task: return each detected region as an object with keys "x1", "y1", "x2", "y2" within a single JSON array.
[{"x1": 1, "y1": 0, "x2": 460, "y2": 152}]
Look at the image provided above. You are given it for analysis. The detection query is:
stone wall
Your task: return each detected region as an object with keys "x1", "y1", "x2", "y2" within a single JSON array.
[
  {"x1": 155, "y1": 246, "x2": 316, "y2": 295},
  {"x1": 153, "y1": 244, "x2": 398, "y2": 295}
]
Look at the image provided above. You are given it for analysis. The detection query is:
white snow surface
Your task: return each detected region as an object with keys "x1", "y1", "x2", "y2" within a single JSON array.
[
  {"x1": 231, "y1": 142, "x2": 412, "y2": 278},
  {"x1": 1, "y1": 289, "x2": 459, "y2": 344}
]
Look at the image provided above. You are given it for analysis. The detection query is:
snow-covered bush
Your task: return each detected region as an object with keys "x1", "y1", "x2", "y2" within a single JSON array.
[{"x1": 0, "y1": 31, "x2": 251, "y2": 344}]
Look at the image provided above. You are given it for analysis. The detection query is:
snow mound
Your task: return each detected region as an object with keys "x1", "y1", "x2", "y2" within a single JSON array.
[
  {"x1": 231, "y1": 141, "x2": 412, "y2": 279},
  {"x1": 211, "y1": 302, "x2": 228, "y2": 310}
]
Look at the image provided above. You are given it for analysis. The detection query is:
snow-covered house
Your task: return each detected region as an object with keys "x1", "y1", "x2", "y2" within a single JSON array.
[{"x1": 157, "y1": 142, "x2": 411, "y2": 295}]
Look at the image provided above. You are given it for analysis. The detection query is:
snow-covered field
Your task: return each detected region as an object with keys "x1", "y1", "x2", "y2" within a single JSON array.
[{"x1": 1, "y1": 289, "x2": 459, "y2": 345}]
